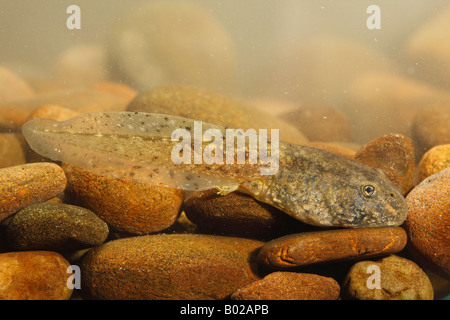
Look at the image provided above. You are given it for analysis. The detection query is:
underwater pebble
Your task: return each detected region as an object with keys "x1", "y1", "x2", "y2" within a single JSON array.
[
  {"x1": 0, "y1": 66, "x2": 34, "y2": 102},
  {"x1": 80, "y1": 234, "x2": 263, "y2": 300},
  {"x1": 280, "y1": 104, "x2": 352, "y2": 142},
  {"x1": 257, "y1": 227, "x2": 407, "y2": 269},
  {"x1": 342, "y1": 255, "x2": 434, "y2": 300},
  {"x1": 415, "y1": 144, "x2": 450, "y2": 184},
  {"x1": 412, "y1": 104, "x2": 450, "y2": 160},
  {"x1": 62, "y1": 163, "x2": 183, "y2": 235},
  {"x1": 108, "y1": 1, "x2": 237, "y2": 92},
  {"x1": 0, "y1": 133, "x2": 26, "y2": 168},
  {"x1": 231, "y1": 272, "x2": 340, "y2": 300},
  {"x1": 183, "y1": 190, "x2": 307, "y2": 239},
  {"x1": 127, "y1": 84, "x2": 308, "y2": 145},
  {"x1": 0, "y1": 251, "x2": 72, "y2": 300},
  {"x1": 354, "y1": 134, "x2": 415, "y2": 195},
  {"x1": 0, "y1": 163, "x2": 67, "y2": 222},
  {"x1": 6, "y1": 202, "x2": 109, "y2": 251},
  {"x1": 0, "y1": 88, "x2": 128, "y2": 131},
  {"x1": 404, "y1": 167, "x2": 450, "y2": 278}
]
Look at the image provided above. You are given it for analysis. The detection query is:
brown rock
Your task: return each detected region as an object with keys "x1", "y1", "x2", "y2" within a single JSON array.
[
  {"x1": 342, "y1": 255, "x2": 434, "y2": 300},
  {"x1": 80, "y1": 234, "x2": 263, "y2": 300},
  {"x1": 108, "y1": 1, "x2": 237, "y2": 93},
  {"x1": 127, "y1": 85, "x2": 308, "y2": 145},
  {"x1": 0, "y1": 251, "x2": 72, "y2": 300},
  {"x1": 62, "y1": 163, "x2": 183, "y2": 235},
  {"x1": 183, "y1": 190, "x2": 307, "y2": 239},
  {"x1": 257, "y1": 227, "x2": 407, "y2": 269},
  {"x1": 0, "y1": 163, "x2": 67, "y2": 222},
  {"x1": 354, "y1": 134, "x2": 415, "y2": 195},
  {"x1": 6, "y1": 202, "x2": 109, "y2": 251},
  {"x1": 415, "y1": 144, "x2": 450, "y2": 184},
  {"x1": 231, "y1": 272, "x2": 340, "y2": 300},
  {"x1": 0, "y1": 133, "x2": 26, "y2": 168},
  {"x1": 404, "y1": 168, "x2": 450, "y2": 278},
  {"x1": 412, "y1": 104, "x2": 450, "y2": 160},
  {"x1": 0, "y1": 66, "x2": 34, "y2": 102},
  {"x1": 0, "y1": 88, "x2": 128, "y2": 131},
  {"x1": 280, "y1": 105, "x2": 352, "y2": 142}
]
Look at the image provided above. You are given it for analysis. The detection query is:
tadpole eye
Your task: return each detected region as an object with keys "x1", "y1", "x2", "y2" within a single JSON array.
[{"x1": 361, "y1": 184, "x2": 376, "y2": 197}]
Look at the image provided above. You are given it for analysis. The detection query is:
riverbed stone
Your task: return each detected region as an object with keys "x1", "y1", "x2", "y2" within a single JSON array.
[
  {"x1": 415, "y1": 144, "x2": 450, "y2": 184},
  {"x1": 79, "y1": 234, "x2": 264, "y2": 300},
  {"x1": 404, "y1": 167, "x2": 450, "y2": 278},
  {"x1": 183, "y1": 190, "x2": 308, "y2": 239},
  {"x1": 62, "y1": 163, "x2": 183, "y2": 235},
  {"x1": 257, "y1": 227, "x2": 407, "y2": 269},
  {"x1": 0, "y1": 251, "x2": 72, "y2": 300},
  {"x1": 342, "y1": 255, "x2": 434, "y2": 300},
  {"x1": 0, "y1": 163, "x2": 67, "y2": 222},
  {"x1": 6, "y1": 202, "x2": 109, "y2": 251},
  {"x1": 231, "y1": 272, "x2": 340, "y2": 300}
]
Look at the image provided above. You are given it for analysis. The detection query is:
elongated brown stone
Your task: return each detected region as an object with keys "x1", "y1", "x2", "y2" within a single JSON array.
[
  {"x1": 80, "y1": 234, "x2": 263, "y2": 300},
  {"x1": 257, "y1": 227, "x2": 407, "y2": 269},
  {"x1": 0, "y1": 163, "x2": 67, "y2": 221}
]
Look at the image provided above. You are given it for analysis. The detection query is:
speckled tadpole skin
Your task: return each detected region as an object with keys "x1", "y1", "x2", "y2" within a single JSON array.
[{"x1": 22, "y1": 111, "x2": 407, "y2": 228}]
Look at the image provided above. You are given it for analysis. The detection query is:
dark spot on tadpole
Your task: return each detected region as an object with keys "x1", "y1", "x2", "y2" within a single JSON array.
[
  {"x1": 132, "y1": 165, "x2": 142, "y2": 170},
  {"x1": 153, "y1": 168, "x2": 159, "y2": 174},
  {"x1": 134, "y1": 112, "x2": 139, "y2": 115},
  {"x1": 186, "y1": 175, "x2": 192, "y2": 181},
  {"x1": 169, "y1": 171, "x2": 175, "y2": 178},
  {"x1": 185, "y1": 126, "x2": 191, "y2": 131},
  {"x1": 164, "y1": 117, "x2": 169, "y2": 121}
]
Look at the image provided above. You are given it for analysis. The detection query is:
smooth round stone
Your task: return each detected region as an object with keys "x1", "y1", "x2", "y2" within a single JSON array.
[
  {"x1": 79, "y1": 234, "x2": 264, "y2": 300},
  {"x1": 415, "y1": 144, "x2": 450, "y2": 184},
  {"x1": 354, "y1": 134, "x2": 415, "y2": 195},
  {"x1": 127, "y1": 85, "x2": 308, "y2": 145},
  {"x1": 0, "y1": 251, "x2": 72, "y2": 300},
  {"x1": 404, "y1": 167, "x2": 450, "y2": 278},
  {"x1": 0, "y1": 163, "x2": 67, "y2": 222},
  {"x1": 6, "y1": 202, "x2": 109, "y2": 251},
  {"x1": 257, "y1": 227, "x2": 407, "y2": 269},
  {"x1": 342, "y1": 255, "x2": 434, "y2": 300},
  {"x1": 183, "y1": 190, "x2": 308, "y2": 239},
  {"x1": 108, "y1": 1, "x2": 237, "y2": 93},
  {"x1": 62, "y1": 163, "x2": 184, "y2": 235},
  {"x1": 231, "y1": 272, "x2": 340, "y2": 300}
]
